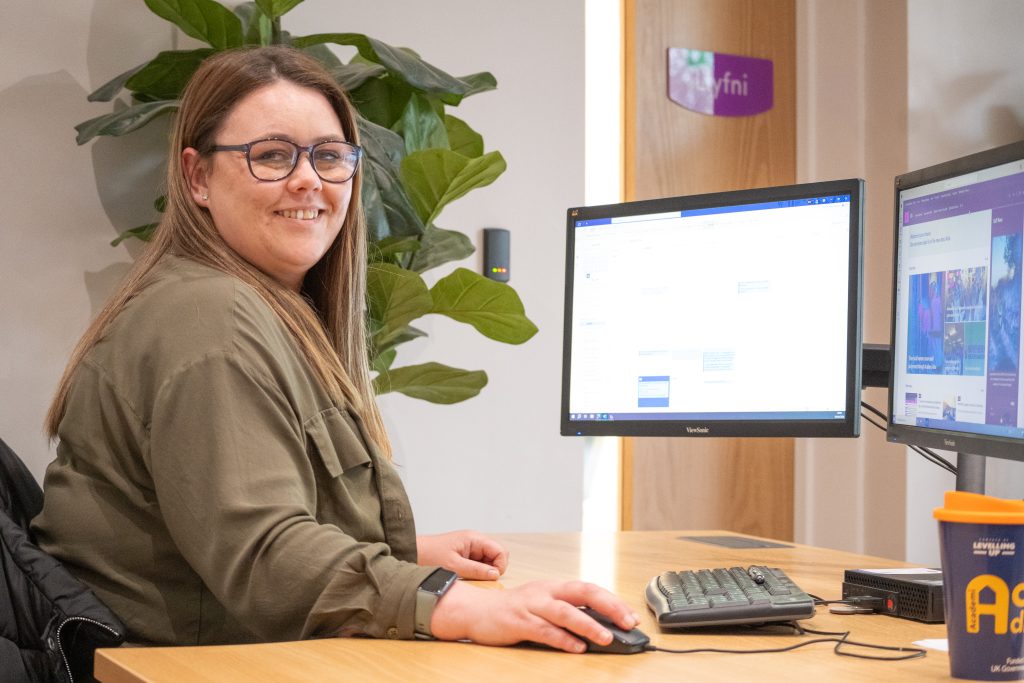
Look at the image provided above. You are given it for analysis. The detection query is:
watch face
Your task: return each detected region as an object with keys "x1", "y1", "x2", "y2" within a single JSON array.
[{"x1": 420, "y1": 569, "x2": 457, "y2": 595}]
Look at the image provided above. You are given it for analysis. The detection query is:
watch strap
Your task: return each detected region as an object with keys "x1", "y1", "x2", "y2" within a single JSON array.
[{"x1": 414, "y1": 568, "x2": 458, "y2": 638}]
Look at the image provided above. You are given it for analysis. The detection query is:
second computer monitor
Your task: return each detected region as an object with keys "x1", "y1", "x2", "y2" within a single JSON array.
[
  {"x1": 887, "y1": 140, "x2": 1024, "y2": 463},
  {"x1": 561, "y1": 179, "x2": 865, "y2": 438}
]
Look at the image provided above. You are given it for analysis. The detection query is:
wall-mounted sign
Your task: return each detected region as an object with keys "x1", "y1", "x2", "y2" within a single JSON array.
[{"x1": 667, "y1": 48, "x2": 773, "y2": 117}]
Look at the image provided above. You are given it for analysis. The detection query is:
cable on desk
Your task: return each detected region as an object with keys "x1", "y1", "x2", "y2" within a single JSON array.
[
  {"x1": 797, "y1": 623, "x2": 927, "y2": 662},
  {"x1": 646, "y1": 621, "x2": 926, "y2": 661},
  {"x1": 807, "y1": 594, "x2": 885, "y2": 610}
]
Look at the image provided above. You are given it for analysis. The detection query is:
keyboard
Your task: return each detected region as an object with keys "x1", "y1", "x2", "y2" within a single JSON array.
[{"x1": 646, "y1": 565, "x2": 816, "y2": 628}]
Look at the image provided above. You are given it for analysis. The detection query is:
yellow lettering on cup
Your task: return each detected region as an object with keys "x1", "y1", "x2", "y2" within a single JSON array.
[
  {"x1": 1013, "y1": 610, "x2": 1024, "y2": 634},
  {"x1": 966, "y1": 575, "x2": 1009, "y2": 634},
  {"x1": 1013, "y1": 582, "x2": 1024, "y2": 608}
]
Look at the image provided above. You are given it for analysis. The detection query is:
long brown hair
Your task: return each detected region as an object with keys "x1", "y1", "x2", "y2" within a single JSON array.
[{"x1": 46, "y1": 46, "x2": 391, "y2": 458}]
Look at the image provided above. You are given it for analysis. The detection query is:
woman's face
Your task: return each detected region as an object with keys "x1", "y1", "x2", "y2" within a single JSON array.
[{"x1": 183, "y1": 80, "x2": 353, "y2": 291}]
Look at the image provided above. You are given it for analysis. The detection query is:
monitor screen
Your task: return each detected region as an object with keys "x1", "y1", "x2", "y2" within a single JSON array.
[
  {"x1": 888, "y1": 141, "x2": 1024, "y2": 462},
  {"x1": 561, "y1": 179, "x2": 864, "y2": 438}
]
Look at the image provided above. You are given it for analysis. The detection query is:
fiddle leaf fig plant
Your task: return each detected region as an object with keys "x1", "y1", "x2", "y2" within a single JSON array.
[{"x1": 76, "y1": 0, "x2": 538, "y2": 405}]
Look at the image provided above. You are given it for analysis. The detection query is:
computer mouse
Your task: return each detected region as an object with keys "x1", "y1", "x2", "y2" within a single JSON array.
[{"x1": 578, "y1": 607, "x2": 651, "y2": 654}]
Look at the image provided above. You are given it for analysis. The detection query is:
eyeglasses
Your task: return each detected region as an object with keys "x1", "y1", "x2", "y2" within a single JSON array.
[{"x1": 209, "y1": 138, "x2": 362, "y2": 183}]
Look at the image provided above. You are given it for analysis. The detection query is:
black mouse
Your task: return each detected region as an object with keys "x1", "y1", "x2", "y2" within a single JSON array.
[{"x1": 578, "y1": 607, "x2": 650, "y2": 654}]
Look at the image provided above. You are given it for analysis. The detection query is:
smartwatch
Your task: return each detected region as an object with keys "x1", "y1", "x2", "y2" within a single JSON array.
[{"x1": 414, "y1": 568, "x2": 458, "y2": 638}]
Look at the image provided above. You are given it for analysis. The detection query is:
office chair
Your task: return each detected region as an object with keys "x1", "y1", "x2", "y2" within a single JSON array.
[
  {"x1": 0, "y1": 437, "x2": 125, "y2": 683},
  {"x1": 0, "y1": 438, "x2": 43, "y2": 530}
]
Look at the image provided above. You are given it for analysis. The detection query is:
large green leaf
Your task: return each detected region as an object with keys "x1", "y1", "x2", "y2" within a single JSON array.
[
  {"x1": 131, "y1": 92, "x2": 167, "y2": 103},
  {"x1": 444, "y1": 115, "x2": 483, "y2": 158},
  {"x1": 366, "y1": 263, "x2": 433, "y2": 347},
  {"x1": 145, "y1": 0, "x2": 244, "y2": 50},
  {"x1": 408, "y1": 224, "x2": 474, "y2": 273},
  {"x1": 373, "y1": 362, "x2": 487, "y2": 403},
  {"x1": 349, "y1": 74, "x2": 413, "y2": 129},
  {"x1": 88, "y1": 62, "x2": 148, "y2": 102},
  {"x1": 372, "y1": 324, "x2": 427, "y2": 356},
  {"x1": 401, "y1": 149, "x2": 506, "y2": 225},
  {"x1": 370, "y1": 327, "x2": 425, "y2": 374},
  {"x1": 396, "y1": 93, "x2": 448, "y2": 154},
  {"x1": 370, "y1": 348, "x2": 397, "y2": 374},
  {"x1": 292, "y1": 33, "x2": 490, "y2": 104},
  {"x1": 455, "y1": 71, "x2": 498, "y2": 97},
  {"x1": 357, "y1": 117, "x2": 424, "y2": 240},
  {"x1": 370, "y1": 236, "x2": 421, "y2": 264},
  {"x1": 111, "y1": 222, "x2": 159, "y2": 246},
  {"x1": 254, "y1": 0, "x2": 303, "y2": 19},
  {"x1": 330, "y1": 62, "x2": 386, "y2": 93},
  {"x1": 357, "y1": 114, "x2": 405, "y2": 165},
  {"x1": 300, "y1": 42, "x2": 343, "y2": 68},
  {"x1": 360, "y1": 167, "x2": 389, "y2": 243},
  {"x1": 125, "y1": 49, "x2": 214, "y2": 100},
  {"x1": 75, "y1": 101, "x2": 179, "y2": 144},
  {"x1": 430, "y1": 268, "x2": 538, "y2": 344},
  {"x1": 234, "y1": 1, "x2": 272, "y2": 45}
]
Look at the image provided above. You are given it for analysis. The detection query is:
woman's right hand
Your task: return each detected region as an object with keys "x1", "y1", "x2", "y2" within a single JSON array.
[{"x1": 429, "y1": 579, "x2": 641, "y2": 653}]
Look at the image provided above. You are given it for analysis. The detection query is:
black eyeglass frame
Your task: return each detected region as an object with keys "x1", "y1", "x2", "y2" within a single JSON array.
[{"x1": 208, "y1": 137, "x2": 363, "y2": 183}]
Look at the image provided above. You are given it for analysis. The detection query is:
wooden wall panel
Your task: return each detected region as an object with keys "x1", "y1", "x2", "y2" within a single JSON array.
[
  {"x1": 628, "y1": 437, "x2": 794, "y2": 537},
  {"x1": 623, "y1": 0, "x2": 796, "y2": 539},
  {"x1": 626, "y1": 0, "x2": 796, "y2": 201}
]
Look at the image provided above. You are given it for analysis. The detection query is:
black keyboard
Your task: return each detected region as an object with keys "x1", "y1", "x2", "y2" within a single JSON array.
[{"x1": 646, "y1": 565, "x2": 816, "y2": 628}]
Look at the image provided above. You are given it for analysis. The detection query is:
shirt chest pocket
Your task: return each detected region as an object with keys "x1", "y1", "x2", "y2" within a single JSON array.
[{"x1": 304, "y1": 408, "x2": 372, "y2": 478}]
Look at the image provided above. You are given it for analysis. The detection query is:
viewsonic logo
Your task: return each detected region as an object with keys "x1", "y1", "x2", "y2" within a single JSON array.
[
  {"x1": 945, "y1": 439, "x2": 957, "y2": 447},
  {"x1": 686, "y1": 426, "x2": 710, "y2": 434}
]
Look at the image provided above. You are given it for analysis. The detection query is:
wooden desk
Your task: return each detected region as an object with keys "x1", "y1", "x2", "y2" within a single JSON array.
[{"x1": 95, "y1": 531, "x2": 953, "y2": 682}]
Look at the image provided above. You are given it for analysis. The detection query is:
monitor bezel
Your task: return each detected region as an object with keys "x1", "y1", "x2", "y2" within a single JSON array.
[
  {"x1": 560, "y1": 179, "x2": 865, "y2": 438},
  {"x1": 886, "y1": 140, "x2": 1024, "y2": 463}
]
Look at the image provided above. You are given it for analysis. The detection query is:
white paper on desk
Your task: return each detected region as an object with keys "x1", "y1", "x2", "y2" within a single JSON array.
[{"x1": 915, "y1": 639, "x2": 948, "y2": 652}]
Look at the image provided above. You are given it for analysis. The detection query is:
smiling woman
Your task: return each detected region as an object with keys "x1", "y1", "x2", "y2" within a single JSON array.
[
  {"x1": 183, "y1": 80, "x2": 356, "y2": 291},
  {"x1": 30, "y1": 45, "x2": 638, "y2": 654}
]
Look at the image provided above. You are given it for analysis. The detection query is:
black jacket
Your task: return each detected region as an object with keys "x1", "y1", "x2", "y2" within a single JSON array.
[{"x1": 0, "y1": 439, "x2": 124, "y2": 682}]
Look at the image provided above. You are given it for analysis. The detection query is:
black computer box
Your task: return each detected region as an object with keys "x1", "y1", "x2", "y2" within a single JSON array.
[{"x1": 842, "y1": 568, "x2": 945, "y2": 623}]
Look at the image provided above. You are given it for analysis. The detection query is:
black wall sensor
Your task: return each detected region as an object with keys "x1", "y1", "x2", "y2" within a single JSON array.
[{"x1": 483, "y1": 228, "x2": 510, "y2": 282}]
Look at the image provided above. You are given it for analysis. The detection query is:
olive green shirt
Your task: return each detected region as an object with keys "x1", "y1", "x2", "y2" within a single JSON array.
[{"x1": 33, "y1": 255, "x2": 435, "y2": 645}]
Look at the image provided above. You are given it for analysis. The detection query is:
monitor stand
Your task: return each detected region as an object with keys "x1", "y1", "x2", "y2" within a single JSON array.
[
  {"x1": 955, "y1": 452, "x2": 987, "y2": 494},
  {"x1": 857, "y1": 343, "x2": 989, "y2": 495}
]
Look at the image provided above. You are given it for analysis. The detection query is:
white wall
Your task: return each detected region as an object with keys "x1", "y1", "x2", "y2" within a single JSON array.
[
  {"x1": 795, "y1": 0, "x2": 911, "y2": 560},
  {"x1": 797, "y1": 0, "x2": 1024, "y2": 564},
  {"x1": 1, "y1": 1, "x2": 171, "y2": 479},
  {"x1": 904, "y1": 0, "x2": 1024, "y2": 565},
  {"x1": 1, "y1": 0, "x2": 586, "y2": 534}
]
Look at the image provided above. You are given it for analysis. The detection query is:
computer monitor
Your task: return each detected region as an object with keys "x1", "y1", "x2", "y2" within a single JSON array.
[
  {"x1": 887, "y1": 141, "x2": 1024, "y2": 482},
  {"x1": 561, "y1": 179, "x2": 865, "y2": 438}
]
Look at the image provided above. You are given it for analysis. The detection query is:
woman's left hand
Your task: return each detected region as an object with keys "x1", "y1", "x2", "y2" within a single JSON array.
[{"x1": 416, "y1": 530, "x2": 510, "y2": 580}]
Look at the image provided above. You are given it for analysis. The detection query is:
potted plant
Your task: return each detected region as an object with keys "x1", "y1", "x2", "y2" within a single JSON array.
[{"x1": 75, "y1": 0, "x2": 537, "y2": 404}]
